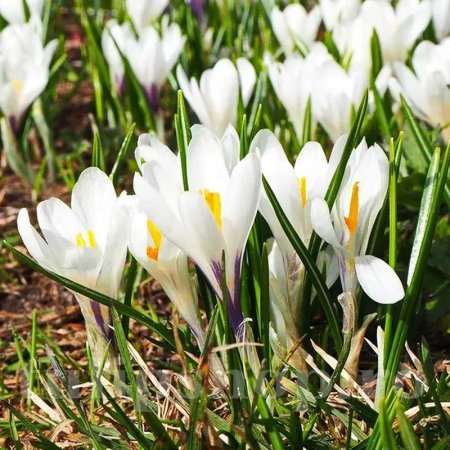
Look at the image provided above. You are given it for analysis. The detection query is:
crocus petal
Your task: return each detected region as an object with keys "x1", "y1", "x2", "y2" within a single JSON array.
[
  {"x1": 354, "y1": 255, "x2": 405, "y2": 304},
  {"x1": 310, "y1": 198, "x2": 342, "y2": 249},
  {"x1": 177, "y1": 191, "x2": 226, "y2": 295},
  {"x1": 187, "y1": 125, "x2": 230, "y2": 195},
  {"x1": 96, "y1": 204, "x2": 130, "y2": 298},
  {"x1": 36, "y1": 198, "x2": 85, "y2": 249},
  {"x1": 71, "y1": 167, "x2": 117, "y2": 247},
  {"x1": 220, "y1": 124, "x2": 240, "y2": 174},
  {"x1": 251, "y1": 130, "x2": 303, "y2": 252},
  {"x1": 236, "y1": 57, "x2": 256, "y2": 107},
  {"x1": 133, "y1": 172, "x2": 182, "y2": 242},
  {"x1": 17, "y1": 208, "x2": 56, "y2": 270},
  {"x1": 129, "y1": 211, "x2": 152, "y2": 273},
  {"x1": 222, "y1": 152, "x2": 261, "y2": 274},
  {"x1": 200, "y1": 59, "x2": 239, "y2": 136},
  {"x1": 176, "y1": 65, "x2": 210, "y2": 127},
  {"x1": 294, "y1": 141, "x2": 328, "y2": 198},
  {"x1": 135, "y1": 133, "x2": 178, "y2": 172}
]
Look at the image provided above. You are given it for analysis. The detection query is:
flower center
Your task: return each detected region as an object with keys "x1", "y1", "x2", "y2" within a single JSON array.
[
  {"x1": 344, "y1": 182, "x2": 359, "y2": 236},
  {"x1": 75, "y1": 230, "x2": 96, "y2": 248},
  {"x1": 201, "y1": 189, "x2": 222, "y2": 230},
  {"x1": 146, "y1": 219, "x2": 162, "y2": 261},
  {"x1": 298, "y1": 176, "x2": 307, "y2": 208},
  {"x1": 12, "y1": 79, "x2": 24, "y2": 93}
]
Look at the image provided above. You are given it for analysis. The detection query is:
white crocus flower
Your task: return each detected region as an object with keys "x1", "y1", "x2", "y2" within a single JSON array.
[
  {"x1": 251, "y1": 131, "x2": 344, "y2": 368},
  {"x1": 177, "y1": 58, "x2": 256, "y2": 138},
  {"x1": 270, "y1": 4, "x2": 321, "y2": 55},
  {"x1": 130, "y1": 211, "x2": 204, "y2": 343},
  {"x1": 0, "y1": 18, "x2": 57, "y2": 131},
  {"x1": 333, "y1": 0, "x2": 430, "y2": 80},
  {"x1": 319, "y1": 0, "x2": 360, "y2": 31},
  {"x1": 333, "y1": 14, "x2": 373, "y2": 78},
  {"x1": 311, "y1": 140, "x2": 405, "y2": 305},
  {"x1": 134, "y1": 125, "x2": 261, "y2": 336},
  {"x1": 359, "y1": 0, "x2": 431, "y2": 66},
  {"x1": 432, "y1": 0, "x2": 450, "y2": 40},
  {"x1": 392, "y1": 39, "x2": 450, "y2": 142},
  {"x1": 126, "y1": 0, "x2": 168, "y2": 33},
  {"x1": 311, "y1": 58, "x2": 366, "y2": 141},
  {"x1": 0, "y1": 0, "x2": 44, "y2": 23},
  {"x1": 17, "y1": 168, "x2": 130, "y2": 371},
  {"x1": 129, "y1": 134, "x2": 203, "y2": 344},
  {"x1": 102, "y1": 18, "x2": 185, "y2": 111},
  {"x1": 102, "y1": 20, "x2": 134, "y2": 95},
  {"x1": 127, "y1": 19, "x2": 185, "y2": 110},
  {"x1": 252, "y1": 130, "x2": 341, "y2": 258},
  {"x1": 265, "y1": 44, "x2": 332, "y2": 142}
]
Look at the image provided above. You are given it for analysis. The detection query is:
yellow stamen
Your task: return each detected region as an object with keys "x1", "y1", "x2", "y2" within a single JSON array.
[
  {"x1": 299, "y1": 176, "x2": 307, "y2": 208},
  {"x1": 11, "y1": 79, "x2": 23, "y2": 93},
  {"x1": 75, "y1": 233, "x2": 87, "y2": 247},
  {"x1": 344, "y1": 182, "x2": 359, "y2": 235},
  {"x1": 146, "y1": 220, "x2": 162, "y2": 261},
  {"x1": 201, "y1": 189, "x2": 222, "y2": 230},
  {"x1": 87, "y1": 230, "x2": 96, "y2": 248}
]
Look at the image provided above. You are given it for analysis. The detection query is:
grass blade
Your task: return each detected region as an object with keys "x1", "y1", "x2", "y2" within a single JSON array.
[
  {"x1": 385, "y1": 145, "x2": 449, "y2": 388},
  {"x1": 110, "y1": 123, "x2": 136, "y2": 186},
  {"x1": 401, "y1": 96, "x2": 450, "y2": 206}
]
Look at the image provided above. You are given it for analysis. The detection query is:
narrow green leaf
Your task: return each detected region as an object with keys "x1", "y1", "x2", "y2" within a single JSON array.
[
  {"x1": 8, "y1": 407, "x2": 23, "y2": 450},
  {"x1": 371, "y1": 80, "x2": 392, "y2": 138},
  {"x1": 319, "y1": 330, "x2": 353, "y2": 400},
  {"x1": 111, "y1": 308, "x2": 142, "y2": 429},
  {"x1": 109, "y1": 124, "x2": 136, "y2": 186},
  {"x1": 379, "y1": 397, "x2": 397, "y2": 450},
  {"x1": 431, "y1": 436, "x2": 450, "y2": 450},
  {"x1": 91, "y1": 123, "x2": 105, "y2": 170},
  {"x1": 240, "y1": 114, "x2": 249, "y2": 159},
  {"x1": 1, "y1": 118, "x2": 34, "y2": 183},
  {"x1": 288, "y1": 411, "x2": 303, "y2": 448},
  {"x1": 1, "y1": 401, "x2": 60, "y2": 450},
  {"x1": 370, "y1": 30, "x2": 383, "y2": 82},
  {"x1": 97, "y1": 382, "x2": 154, "y2": 448},
  {"x1": 420, "y1": 338, "x2": 449, "y2": 434},
  {"x1": 300, "y1": 97, "x2": 312, "y2": 147},
  {"x1": 175, "y1": 90, "x2": 191, "y2": 191},
  {"x1": 396, "y1": 404, "x2": 421, "y2": 450},
  {"x1": 401, "y1": 96, "x2": 450, "y2": 206},
  {"x1": 247, "y1": 365, "x2": 285, "y2": 450},
  {"x1": 259, "y1": 243, "x2": 271, "y2": 364},
  {"x1": 121, "y1": 257, "x2": 138, "y2": 337},
  {"x1": 383, "y1": 137, "x2": 400, "y2": 365},
  {"x1": 248, "y1": 73, "x2": 266, "y2": 136},
  {"x1": 323, "y1": 31, "x2": 341, "y2": 62},
  {"x1": 386, "y1": 144, "x2": 449, "y2": 388},
  {"x1": 27, "y1": 309, "x2": 38, "y2": 410}
]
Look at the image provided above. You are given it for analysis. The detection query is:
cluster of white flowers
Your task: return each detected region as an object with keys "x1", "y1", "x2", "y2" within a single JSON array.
[
  {"x1": 12, "y1": 0, "x2": 449, "y2": 372},
  {"x1": 18, "y1": 125, "x2": 405, "y2": 367},
  {"x1": 102, "y1": 0, "x2": 185, "y2": 111},
  {"x1": 265, "y1": 0, "x2": 450, "y2": 143},
  {"x1": 0, "y1": 2, "x2": 55, "y2": 131}
]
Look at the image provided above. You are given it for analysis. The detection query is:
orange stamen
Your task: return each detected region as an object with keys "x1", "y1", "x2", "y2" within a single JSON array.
[
  {"x1": 344, "y1": 182, "x2": 359, "y2": 235},
  {"x1": 146, "y1": 220, "x2": 162, "y2": 261},
  {"x1": 201, "y1": 189, "x2": 222, "y2": 230},
  {"x1": 299, "y1": 176, "x2": 307, "y2": 208}
]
